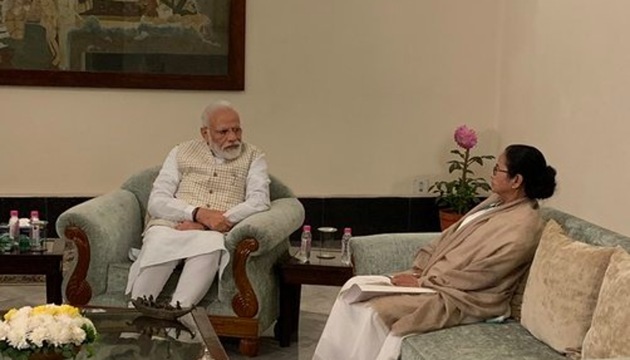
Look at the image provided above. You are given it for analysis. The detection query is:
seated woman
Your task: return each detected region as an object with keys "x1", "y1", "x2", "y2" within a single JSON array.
[{"x1": 313, "y1": 144, "x2": 557, "y2": 360}]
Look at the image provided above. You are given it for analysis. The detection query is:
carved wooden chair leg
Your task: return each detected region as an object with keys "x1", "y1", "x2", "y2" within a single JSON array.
[
  {"x1": 231, "y1": 238, "x2": 261, "y2": 357},
  {"x1": 239, "y1": 337, "x2": 260, "y2": 357}
]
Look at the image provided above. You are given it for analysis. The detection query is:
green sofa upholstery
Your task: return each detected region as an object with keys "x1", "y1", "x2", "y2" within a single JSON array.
[
  {"x1": 55, "y1": 166, "x2": 305, "y2": 356},
  {"x1": 350, "y1": 207, "x2": 630, "y2": 360}
]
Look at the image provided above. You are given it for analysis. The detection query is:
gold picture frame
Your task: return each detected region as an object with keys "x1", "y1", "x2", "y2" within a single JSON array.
[{"x1": 0, "y1": 0, "x2": 245, "y2": 90}]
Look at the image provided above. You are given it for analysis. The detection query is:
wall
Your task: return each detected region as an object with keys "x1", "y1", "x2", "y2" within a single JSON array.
[
  {"x1": 499, "y1": 0, "x2": 630, "y2": 235},
  {"x1": 3, "y1": 1, "x2": 628, "y2": 236},
  {"x1": 0, "y1": 0, "x2": 501, "y2": 197}
]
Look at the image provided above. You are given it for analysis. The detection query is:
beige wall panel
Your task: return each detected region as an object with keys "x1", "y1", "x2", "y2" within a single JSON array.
[
  {"x1": 0, "y1": 0, "x2": 501, "y2": 197},
  {"x1": 499, "y1": 0, "x2": 630, "y2": 235}
]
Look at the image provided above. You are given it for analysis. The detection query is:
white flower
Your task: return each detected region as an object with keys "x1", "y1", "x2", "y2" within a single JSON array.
[
  {"x1": 0, "y1": 304, "x2": 97, "y2": 358},
  {"x1": 0, "y1": 321, "x2": 9, "y2": 340},
  {"x1": 71, "y1": 326, "x2": 86, "y2": 346},
  {"x1": 29, "y1": 324, "x2": 51, "y2": 347},
  {"x1": 6, "y1": 317, "x2": 30, "y2": 349}
]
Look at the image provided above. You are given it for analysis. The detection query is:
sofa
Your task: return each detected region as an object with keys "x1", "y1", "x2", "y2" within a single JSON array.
[
  {"x1": 55, "y1": 166, "x2": 305, "y2": 356},
  {"x1": 350, "y1": 207, "x2": 630, "y2": 360}
]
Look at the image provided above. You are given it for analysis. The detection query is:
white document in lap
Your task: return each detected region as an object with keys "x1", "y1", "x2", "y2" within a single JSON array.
[{"x1": 343, "y1": 282, "x2": 437, "y2": 304}]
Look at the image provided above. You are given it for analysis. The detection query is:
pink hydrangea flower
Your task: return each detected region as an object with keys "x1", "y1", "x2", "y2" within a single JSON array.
[{"x1": 453, "y1": 125, "x2": 477, "y2": 150}]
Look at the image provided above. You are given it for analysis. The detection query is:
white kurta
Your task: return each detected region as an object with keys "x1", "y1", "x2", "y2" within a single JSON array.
[
  {"x1": 125, "y1": 144, "x2": 270, "y2": 295},
  {"x1": 313, "y1": 276, "x2": 404, "y2": 360}
]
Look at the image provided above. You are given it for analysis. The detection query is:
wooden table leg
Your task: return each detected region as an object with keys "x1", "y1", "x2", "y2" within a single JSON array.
[
  {"x1": 278, "y1": 282, "x2": 301, "y2": 347},
  {"x1": 45, "y1": 261, "x2": 63, "y2": 304}
]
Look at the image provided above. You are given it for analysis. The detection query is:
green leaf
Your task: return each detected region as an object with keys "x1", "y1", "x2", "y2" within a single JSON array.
[{"x1": 431, "y1": 145, "x2": 494, "y2": 214}]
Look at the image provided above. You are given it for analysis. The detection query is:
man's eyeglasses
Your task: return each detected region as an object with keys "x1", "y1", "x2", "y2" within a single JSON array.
[{"x1": 493, "y1": 164, "x2": 509, "y2": 176}]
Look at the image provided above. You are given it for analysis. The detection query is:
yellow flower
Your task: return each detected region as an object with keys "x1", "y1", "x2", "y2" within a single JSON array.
[
  {"x1": 32, "y1": 305, "x2": 52, "y2": 316},
  {"x1": 3, "y1": 308, "x2": 17, "y2": 321},
  {"x1": 57, "y1": 305, "x2": 80, "y2": 317},
  {"x1": 31, "y1": 304, "x2": 80, "y2": 317}
]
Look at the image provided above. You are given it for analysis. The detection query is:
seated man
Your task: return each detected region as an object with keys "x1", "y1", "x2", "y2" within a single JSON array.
[
  {"x1": 314, "y1": 144, "x2": 557, "y2": 360},
  {"x1": 126, "y1": 100, "x2": 270, "y2": 308}
]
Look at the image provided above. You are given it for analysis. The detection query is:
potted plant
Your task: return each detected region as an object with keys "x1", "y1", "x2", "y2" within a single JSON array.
[
  {"x1": 429, "y1": 125, "x2": 495, "y2": 230},
  {"x1": 0, "y1": 304, "x2": 97, "y2": 360}
]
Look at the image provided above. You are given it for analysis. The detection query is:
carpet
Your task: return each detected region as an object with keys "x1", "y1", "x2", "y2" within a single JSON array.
[{"x1": 0, "y1": 275, "x2": 45, "y2": 284}]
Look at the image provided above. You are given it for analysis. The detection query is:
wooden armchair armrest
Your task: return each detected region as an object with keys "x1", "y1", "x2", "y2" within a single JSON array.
[
  {"x1": 56, "y1": 190, "x2": 143, "y2": 305},
  {"x1": 226, "y1": 198, "x2": 305, "y2": 318}
]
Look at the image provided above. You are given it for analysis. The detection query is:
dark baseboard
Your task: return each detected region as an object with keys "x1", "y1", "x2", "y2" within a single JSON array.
[
  {"x1": 291, "y1": 197, "x2": 441, "y2": 244},
  {"x1": 0, "y1": 196, "x2": 442, "y2": 242}
]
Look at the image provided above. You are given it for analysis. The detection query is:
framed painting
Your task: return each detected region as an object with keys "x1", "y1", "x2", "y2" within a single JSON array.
[{"x1": 0, "y1": 0, "x2": 245, "y2": 90}]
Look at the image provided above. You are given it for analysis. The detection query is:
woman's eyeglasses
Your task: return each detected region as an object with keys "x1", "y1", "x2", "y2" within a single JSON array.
[{"x1": 493, "y1": 164, "x2": 509, "y2": 176}]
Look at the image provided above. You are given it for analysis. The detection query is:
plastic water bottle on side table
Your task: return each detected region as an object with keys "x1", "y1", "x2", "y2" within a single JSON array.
[
  {"x1": 340, "y1": 227, "x2": 352, "y2": 265},
  {"x1": 297, "y1": 225, "x2": 312, "y2": 263},
  {"x1": 30, "y1": 211, "x2": 41, "y2": 250},
  {"x1": 8, "y1": 210, "x2": 19, "y2": 249}
]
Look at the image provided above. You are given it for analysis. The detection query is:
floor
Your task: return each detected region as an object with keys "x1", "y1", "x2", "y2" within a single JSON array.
[{"x1": 0, "y1": 282, "x2": 340, "y2": 360}]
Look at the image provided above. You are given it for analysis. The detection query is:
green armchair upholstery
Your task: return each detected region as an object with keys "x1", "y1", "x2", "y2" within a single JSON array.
[
  {"x1": 351, "y1": 232, "x2": 440, "y2": 276},
  {"x1": 56, "y1": 166, "x2": 305, "y2": 356}
]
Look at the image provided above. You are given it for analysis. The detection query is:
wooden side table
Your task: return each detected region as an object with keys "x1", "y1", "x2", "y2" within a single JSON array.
[
  {"x1": 0, "y1": 238, "x2": 65, "y2": 304},
  {"x1": 277, "y1": 248, "x2": 354, "y2": 347}
]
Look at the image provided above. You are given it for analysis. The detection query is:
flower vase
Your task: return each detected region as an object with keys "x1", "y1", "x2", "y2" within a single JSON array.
[
  {"x1": 27, "y1": 345, "x2": 81, "y2": 360},
  {"x1": 439, "y1": 209, "x2": 464, "y2": 231},
  {"x1": 28, "y1": 352, "x2": 65, "y2": 360}
]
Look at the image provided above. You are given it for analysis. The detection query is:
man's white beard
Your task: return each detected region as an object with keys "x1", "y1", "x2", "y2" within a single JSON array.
[{"x1": 211, "y1": 142, "x2": 242, "y2": 160}]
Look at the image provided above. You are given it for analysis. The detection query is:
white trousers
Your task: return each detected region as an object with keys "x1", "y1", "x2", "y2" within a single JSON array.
[
  {"x1": 313, "y1": 276, "x2": 403, "y2": 360},
  {"x1": 130, "y1": 251, "x2": 221, "y2": 307}
]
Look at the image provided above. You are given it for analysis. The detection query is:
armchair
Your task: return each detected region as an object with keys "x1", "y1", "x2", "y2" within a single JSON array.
[{"x1": 56, "y1": 166, "x2": 305, "y2": 356}]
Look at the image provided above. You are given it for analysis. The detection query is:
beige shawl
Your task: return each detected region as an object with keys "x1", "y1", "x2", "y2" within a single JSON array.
[{"x1": 370, "y1": 194, "x2": 543, "y2": 336}]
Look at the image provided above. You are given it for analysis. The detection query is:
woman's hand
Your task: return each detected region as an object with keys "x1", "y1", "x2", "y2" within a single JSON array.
[{"x1": 390, "y1": 274, "x2": 421, "y2": 287}]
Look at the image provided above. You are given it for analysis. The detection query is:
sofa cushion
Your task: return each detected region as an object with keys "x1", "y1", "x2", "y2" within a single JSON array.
[
  {"x1": 582, "y1": 247, "x2": 630, "y2": 359},
  {"x1": 521, "y1": 220, "x2": 615, "y2": 354},
  {"x1": 401, "y1": 321, "x2": 564, "y2": 360}
]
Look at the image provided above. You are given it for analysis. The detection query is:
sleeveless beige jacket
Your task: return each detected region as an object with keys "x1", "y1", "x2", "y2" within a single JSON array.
[{"x1": 146, "y1": 140, "x2": 261, "y2": 230}]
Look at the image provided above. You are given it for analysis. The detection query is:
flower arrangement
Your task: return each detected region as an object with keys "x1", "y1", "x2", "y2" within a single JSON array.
[
  {"x1": 0, "y1": 304, "x2": 97, "y2": 360},
  {"x1": 429, "y1": 125, "x2": 495, "y2": 215}
]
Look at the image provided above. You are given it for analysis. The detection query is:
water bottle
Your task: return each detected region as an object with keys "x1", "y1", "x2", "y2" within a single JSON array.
[
  {"x1": 30, "y1": 211, "x2": 41, "y2": 250},
  {"x1": 8, "y1": 210, "x2": 19, "y2": 241},
  {"x1": 297, "y1": 225, "x2": 312, "y2": 263},
  {"x1": 340, "y1": 227, "x2": 352, "y2": 265}
]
